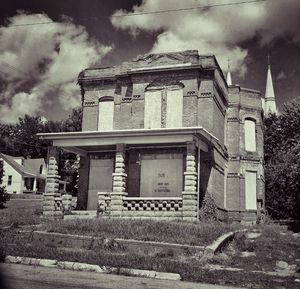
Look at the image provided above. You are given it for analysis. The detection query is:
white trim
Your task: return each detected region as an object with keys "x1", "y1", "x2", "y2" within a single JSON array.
[
  {"x1": 52, "y1": 134, "x2": 195, "y2": 147},
  {"x1": 130, "y1": 62, "x2": 192, "y2": 72},
  {"x1": 38, "y1": 127, "x2": 217, "y2": 141}
]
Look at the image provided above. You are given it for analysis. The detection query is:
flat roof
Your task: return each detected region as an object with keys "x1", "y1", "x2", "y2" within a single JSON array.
[{"x1": 37, "y1": 127, "x2": 221, "y2": 156}]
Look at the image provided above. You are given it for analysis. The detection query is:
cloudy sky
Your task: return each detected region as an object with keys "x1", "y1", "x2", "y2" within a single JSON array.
[{"x1": 0, "y1": 0, "x2": 299, "y2": 123}]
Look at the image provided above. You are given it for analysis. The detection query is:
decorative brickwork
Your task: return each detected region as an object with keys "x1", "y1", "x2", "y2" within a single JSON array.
[
  {"x1": 123, "y1": 197, "x2": 182, "y2": 212},
  {"x1": 43, "y1": 147, "x2": 63, "y2": 218},
  {"x1": 182, "y1": 142, "x2": 198, "y2": 221},
  {"x1": 97, "y1": 192, "x2": 111, "y2": 215},
  {"x1": 111, "y1": 144, "x2": 127, "y2": 217}
]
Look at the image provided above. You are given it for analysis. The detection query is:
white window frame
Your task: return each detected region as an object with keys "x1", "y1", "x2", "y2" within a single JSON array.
[
  {"x1": 244, "y1": 119, "x2": 257, "y2": 152},
  {"x1": 166, "y1": 88, "x2": 183, "y2": 128},
  {"x1": 144, "y1": 90, "x2": 162, "y2": 129},
  {"x1": 98, "y1": 97, "x2": 114, "y2": 131},
  {"x1": 245, "y1": 170, "x2": 257, "y2": 210}
]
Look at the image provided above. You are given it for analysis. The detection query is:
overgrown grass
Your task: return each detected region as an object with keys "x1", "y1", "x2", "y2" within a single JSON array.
[
  {"x1": 1, "y1": 228, "x2": 298, "y2": 289},
  {"x1": 213, "y1": 224, "x2": 300, "y2": 273},
  {"x1": 0, "y1": 199, "x2": 42, "y2": 227},
  {"x1": 42, "y1": 218, "x2": 239, "y2": 246}
]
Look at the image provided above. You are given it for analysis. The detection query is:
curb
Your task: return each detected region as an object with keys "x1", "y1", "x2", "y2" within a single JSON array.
[
  {"x1": 204, "y1": 231, "x2": 235, "y2": 257},
  {"x1": 20, "y1": 230, "x2": 204, "y2": 256},
  {"x1": 4, "y1": 256, "x2": 181, "y2": 281}
]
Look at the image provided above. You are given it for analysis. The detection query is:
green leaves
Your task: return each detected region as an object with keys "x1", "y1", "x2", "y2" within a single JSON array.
[{"x1": 264, "y1": 98, "x2": 300, "y2": 220}]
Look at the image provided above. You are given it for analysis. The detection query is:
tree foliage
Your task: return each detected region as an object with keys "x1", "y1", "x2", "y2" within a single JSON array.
[
  {"x1": 264, "y1": 98, "x2": 300, "y2": 220},
  {"x1": 0, "y1": 108, "x2": 82, "y2": 159},
  {"x1": 0, "y1": 160, "x2": 10, "y2": 209},
  {"x1": 0, "y1": 107, "x2": 82, "y2": 195}
]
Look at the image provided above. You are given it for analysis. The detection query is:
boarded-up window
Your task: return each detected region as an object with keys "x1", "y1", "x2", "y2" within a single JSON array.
[
  {"x1": 245, "y1": 171, "x2": 257, "y2": 210},
  {"x1": 98, "y1": 99, "x2": 114, "y2": 131},
  {"x1": 140, "y1": 153, "x2": 183, "y2": 197},
  {"x1": 245, "y1": 119, "x2": 256, "y2": 151},
  {"x1": 144, "y1": 90, "x2": 162, "y2": 129},
  {"x1": 166, "y1": 89, "x2": 183, "y2": 127},
  {"x1": 88, "y1": 159, "x2": 114, "y2": 210}
]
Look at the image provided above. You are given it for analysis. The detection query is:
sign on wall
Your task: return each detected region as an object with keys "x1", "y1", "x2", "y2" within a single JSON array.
[{"x1": 140, "y1": 154, "x2": 183, "y2": 197}]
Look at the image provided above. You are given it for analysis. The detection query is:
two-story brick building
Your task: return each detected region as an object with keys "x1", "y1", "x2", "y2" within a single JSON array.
[{"x1": 39, "y1": 50, "x2": 264, "y2": 222}]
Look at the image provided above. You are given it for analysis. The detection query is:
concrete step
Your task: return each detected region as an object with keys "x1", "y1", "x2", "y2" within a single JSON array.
[{"x1": 64, "y1": 210, "x2": 97, "y2": 220}]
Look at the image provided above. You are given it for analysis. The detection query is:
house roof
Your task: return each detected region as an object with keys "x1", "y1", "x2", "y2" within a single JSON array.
[{"x1": 0, "y1": 153, "x2": 46, "y2": 178}]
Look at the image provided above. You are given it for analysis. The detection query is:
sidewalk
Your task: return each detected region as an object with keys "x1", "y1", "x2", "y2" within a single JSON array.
[{"x1": 0, "y1": 263, "x2": 245, "y2": 289}]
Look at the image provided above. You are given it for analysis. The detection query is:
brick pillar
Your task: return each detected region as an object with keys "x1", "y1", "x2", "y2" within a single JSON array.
[
  {"x1": 98, "y1": 192, "x2": 111, "y2": 216},
  {"x1": 182, "y1": 142, "x2": 198, "y2": 222},
  {"x1": 43, "y1": 146, "x2": 63, "y2": 218},
  {"x1": 110, "y1": 144, "x2": 127, "y2": 217}
]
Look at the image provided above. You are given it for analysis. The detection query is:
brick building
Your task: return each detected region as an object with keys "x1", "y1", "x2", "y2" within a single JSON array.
[{"x1": 39, "y1": 50, "x2": 264, "y2": 222}]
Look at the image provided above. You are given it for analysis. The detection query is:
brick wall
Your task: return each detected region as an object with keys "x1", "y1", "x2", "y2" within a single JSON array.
[{"x1": 226, "y1": 86, "x2": 264, "y2": 214}]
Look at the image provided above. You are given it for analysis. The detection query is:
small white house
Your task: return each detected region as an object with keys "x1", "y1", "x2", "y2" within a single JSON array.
[{"x1": 0, "y1": 153, "x2": 47, "y2": 194}]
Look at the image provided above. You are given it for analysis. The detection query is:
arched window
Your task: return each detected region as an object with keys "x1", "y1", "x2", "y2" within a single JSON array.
[
  {"x1": 39, "y1": 165, "x2": 43, "y2": 174},
  {"x1": 244, "y1": 119, "x2": 256, "y2": 152},
  {"x1": 98, "y1": 97, "x2": 114, "y2": 131}
]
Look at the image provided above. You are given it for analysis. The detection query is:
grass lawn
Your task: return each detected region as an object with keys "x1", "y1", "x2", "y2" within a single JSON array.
[
  {"x1": 1, "y1": 199, "x2": 299, "y2": 288},
  {"x1": 42, "y1": 218, "x2": 239, "y2": 246},
  {"x1": 212, "y1": 224, "x2": 300, "y2": 273},
  {"x1": 1, "y1": 224, "x2": 299, "y2": 289},
  {"x1": 0, "y1": 198, "x2": 42, "y2": 227}
]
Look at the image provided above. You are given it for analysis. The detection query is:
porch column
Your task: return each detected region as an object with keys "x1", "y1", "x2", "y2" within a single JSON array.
[
  {"x1": 182, "y1": 142, "x2": 198, "y2": 221},
  {"x1": 32, "y1": 178, "x2": 37, "y2": 193},
  {"x1": 43, "y1": 146, "x2": 63, "y2": 218},
  {"x1": 111, "y1": 144, "x2": 127, "y2": 217}
]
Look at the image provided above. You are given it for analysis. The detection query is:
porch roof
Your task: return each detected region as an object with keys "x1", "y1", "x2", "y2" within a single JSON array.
[{"x1": 37, "y1": 127, "x2": 220, "y2": 156}]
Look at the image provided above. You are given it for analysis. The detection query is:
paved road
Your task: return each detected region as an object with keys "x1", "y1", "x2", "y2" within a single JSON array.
[{"x1": 0, "y1": 263, "x2": 244, "y2": 289}]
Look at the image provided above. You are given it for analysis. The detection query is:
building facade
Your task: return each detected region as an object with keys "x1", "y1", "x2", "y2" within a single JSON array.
[{"x1": 39, "y1": 50, "x2": 264, "y2": 222}]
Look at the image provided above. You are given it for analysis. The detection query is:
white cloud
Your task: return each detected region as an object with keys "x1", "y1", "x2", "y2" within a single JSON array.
[
  {"x1": 0, "y1": 12, "x2": 112, "y2": 123},
  {"x1": 111, "y1": 0, "x2": 300, "y2": 74}
]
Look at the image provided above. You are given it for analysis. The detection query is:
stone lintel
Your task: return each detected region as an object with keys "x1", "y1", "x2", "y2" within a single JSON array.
[
  {"x1": 184, "y1": 172, "x2": 198, "y2": 176},
  {"x1": 112, "y1": 172, "x2": 127, "y2": 177},
  {"x1": 110, "y1": 192, "x2": 128, "y2": 196},
  {"x1": 182, "y1": 191, "x2": 198, "y2": 196},
  {"x1": 46, "y1": 175, "x2": 60, "y2": 179}
]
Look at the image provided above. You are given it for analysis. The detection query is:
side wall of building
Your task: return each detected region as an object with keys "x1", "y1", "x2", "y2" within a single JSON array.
[
  {"x1": 226, "y1": 86, "x2": 264, "y2": 220},
  {"x1": 1, "y1": 160, "x2": 23, "y2": 194}
]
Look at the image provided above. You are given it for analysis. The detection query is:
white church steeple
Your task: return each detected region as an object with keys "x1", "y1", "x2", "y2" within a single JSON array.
[{"x1": 264, "y1": 56, "x2": 278, "y2": 115}]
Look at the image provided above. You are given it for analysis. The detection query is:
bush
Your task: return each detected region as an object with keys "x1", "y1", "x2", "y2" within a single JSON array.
[
  {"x1": 199, "y1": 192, "x2": 218, "y2": 221},
  {"x1": 0, "y1": 160, "x2": 10, "y2": 209}
]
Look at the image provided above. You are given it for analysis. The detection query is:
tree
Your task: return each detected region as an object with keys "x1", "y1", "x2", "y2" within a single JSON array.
[
  {"x1": 0, "y1": 160, "x2": 10, "y2": 209},
  {"x1": 0, "y1": 107, "x2": 82, "y2": 159},
  {"x1": 0, "y1": 107, "x2": 82, "y2": 195},
  {"x1": 264, "y1": 98, "x2": 300, "y2": 220},
  {"x1": 61, "y1": 107, "x2": 82, "y2": 132}
]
